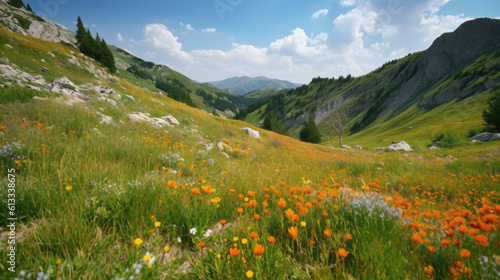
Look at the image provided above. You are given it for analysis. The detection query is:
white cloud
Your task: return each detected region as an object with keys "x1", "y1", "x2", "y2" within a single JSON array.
[
  {"x1": 117, "y1": 33, "x2": 124, "y2": 42},
  {"x1": 180, "y1": 22, "x2": 194, "y2": 31},
  {"x1": 340, "y1": 0, "x2": 356, "y2": 7},
  {"x1": 137, "y1": 0, "x2": 473, "y2": 84},
  {"x1": 142, "y1": 24, "x2": 192, "y2": 63},
  {"x1": 312, "y1": 9, "x2": 328, "y2": 19},
  {"x1": 202, "y1": 28, "x2": 216, "y2": 33}
]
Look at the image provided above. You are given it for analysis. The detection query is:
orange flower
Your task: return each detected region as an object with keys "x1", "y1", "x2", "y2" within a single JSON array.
[
  {"x1": 263, "y1": 209, "x2": 270, "y2": 214},
  {"x1": 250, "y1": 231, "x2": 259, "y2": 240},
  {"x1": 249, "y1": 200, "x2": 257, "y2": 208},
  {"x1": 238, "y1": 194, "x2": 244, "y2": 200},
  {"x1": 345, "y1": 233, "x2": 353, "y2": 241},
  {"x1": 247, "y1": 191, "x2": 255, "y2": 198},
  {"x1": 0, "y1": 126, "x2": 6, "y2": 130},
  {"x1": 279, "y1": 181, "x2": 286, "y2": 187},
  {"x1": 198, "y1": 241, "x2": 206, "y2": 248},
  {"x1": 40, "y1": 144, "x2": 48, "y2": 149},
  {"x1": 453, "y1": 239, "x2": 462, "y2": 247},
  {"x1": 263, "y1": 187, "x2": 270, "y2": 193},
  {"x1": 288, "y1": 226, "x2": 298, "y2": 240},
  {"x1": 428, "y1": 246, "x2": 436, "y2": 253},
  {"x1": 285, "y1": 209, "x2": 295, "y2": 220},
  {"x1": 254, "y1": 244, "x2": 264, "y2": 256},
  {"x1": 309, "y1": 239, "x2": 316, "y2": 245},
  {"x1": 191, "y1": 188, "x2": 200, "y2": 195},
  {"x1": 458, "y1": 225, "x2": 469, "y2": 235},
  {"x1": 291, "y1": 214, "x2": 300, "y2": 223},
  {"x1": 167, "y1": 180, "x2": 177, "y2": 188},
  {"x1": 474, "y1": 234, "x2": 488, "y2": 246},
  {"x1": 441, "y1": 239, "x2": 451, "y2": 248},
  {"x1": 229, "y1": 247, "x2": 240, "y2": 257},
  {"x1": 323, "y1": 229, "x2": 332, "y2": 237},
  {"x1": 424, "y1": 265, "x2": 433, "y2": 276},
  {"x1": 237, "y1": 208, "x2": 244, "y2": 214},
  {"x1": 460, "y1": 249, "x2": 471, "y2": 258},
  {"x1": 267, "y1": 236, "x2": 276, "y2": 244},
  {"x1": 253, "y1": 214, "x2": 261, "y2": 221},
  {"x1": 321, "y1": 210, "x2": 328, "y2": 218},
  {"x1": 411, "y1": 233, "x2": 423, "y2": 244},
  {"x1": 230, "y1": 189, "x2": 236, "y2": 193},
  {"x1": 203, "y1": 185, "x2": 213, "y2": 194},
  {"x1": 338, "y1": 248, "x2": 349, "y2": 259},
  {"x1": 278, "y1": 198, "x2": 286, "y2": 208},
  {"x1": 220, "y1": 220, "x2": 227, "y2": 226}
]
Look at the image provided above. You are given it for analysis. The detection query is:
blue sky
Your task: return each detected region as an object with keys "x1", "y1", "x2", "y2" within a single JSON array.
[{"x1": 26, "y1": 0, "x2": 499, "y2": 84}]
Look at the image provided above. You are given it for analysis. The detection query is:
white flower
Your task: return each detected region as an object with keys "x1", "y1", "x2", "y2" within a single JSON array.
[
  {"x1": 177, "y1": 237, "x2": 182, "y2": 243},
  {"x1": 203, "y1": 229, "x2": 213, "y2": 237},
  {"x1": 190, "y1": 228, "x2": 197, "y2": 235}
]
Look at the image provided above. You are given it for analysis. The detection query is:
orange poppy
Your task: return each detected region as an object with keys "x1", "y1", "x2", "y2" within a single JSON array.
[
  {"x1": 254, "y1": 244, "x2": 264, "y2": 256},
  {"x1": 267, "y1": 236, "x2": 276, "y2": 244},
  {"x1": 229, "y1": 247, "x2": 240, "y2": 257},
  {"x1": 288, "y1": 227, "x2": 298, "y2": 240}
]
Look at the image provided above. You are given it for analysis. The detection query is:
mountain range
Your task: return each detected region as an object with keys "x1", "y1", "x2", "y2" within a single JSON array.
[{"x1": 208, "y1": 76, "x2": 302, "y2": 95}]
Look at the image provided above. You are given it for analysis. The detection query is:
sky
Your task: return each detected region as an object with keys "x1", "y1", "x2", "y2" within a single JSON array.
[{"x1": 26, "y1": 0, "x2": 500, "y2": 84}]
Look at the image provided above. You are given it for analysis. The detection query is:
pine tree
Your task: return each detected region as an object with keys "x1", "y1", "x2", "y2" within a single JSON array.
[
  {"x1": 8, "y1": 0, "x2": 26, "y2": 9},
  {"x1": 262, "y1": 111, "x2": 286, "y2": 135},
  {"x1": 483, "y1": 93, "x2": 500, "y2": 132},
  {"x1": 299, "y1": 116, "x2": 321, "y2": 143},
  {"x1": 75, "y1": 17, "x2": 86, "y2": 43},
  {"x1": 26, "y1": 4, "x2": 33, "y2": 13}
]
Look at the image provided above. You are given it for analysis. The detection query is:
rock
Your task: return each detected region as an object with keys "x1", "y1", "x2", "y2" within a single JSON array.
[
  {"x1": 96, "y1": 97, "x2": 118, "y2": 107},
  {"x1": 0, "y1": 57, "x2": 9, "y2": 64},
  {"x1": 129, "y1": 112, "x2": 151, "y2": 123},
  {"x1": 40, "y1": 67, "x2": 49, "y2": 72},
  {"x1": 341, "y1": 145, "x2": 351, "y2": 149},
  {"x1": 161, "y1": 115, "x2": 180, "y2": 126},
  {"x1": 353, "y1": 145, "x2": 362, "y2": 150},
  {"x1": 402, "y1": 153, "x2": 409, "y2": 157},
  {"x1": 373, "y1": 147, "x2": 386, "y2": 151},
  {"x1": 68, "y1": 58, "x2": 80, "y2": 67},
  {"x1": 429, "y1": 146, "x2": 440, "y2": 150},
  {"x1": 241, "y1": 127, "x2": 260, "y2": 139},
  {"x1": 386, "y1": 141, "x2": 413, "y2": 151},
  {"x1": 217, "y1": 142, "x2": 231, "y2": 151},
  {"x1": 221, "y1": 152, "x2": 230, "y2": 159},
  {"x1": 470, "y1": 132, "x2": 500, "y2": 142},
  {"x1": 96, "y1": 112, "x2": 113, "y2": 124},
  {"x1": 4, "y1": 44, "x2": 13, "y2": 49},
  {"x1": 26, "y1": 84, "x2": 41, "y2": 91},
  {"x1": 150, "y1": 118, "x2": 171, "y2": 128},
  {"x1": 51, "y1": 77, "x2": 79, "y2": 91},
  {"x1": 124, "y1": 94, "x2": 135, "y2": 101}
]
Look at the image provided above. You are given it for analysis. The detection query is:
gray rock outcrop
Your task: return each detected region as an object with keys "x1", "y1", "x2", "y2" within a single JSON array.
[{"x1": 470, "y1": 132, "x2": 500, "y2": 142}]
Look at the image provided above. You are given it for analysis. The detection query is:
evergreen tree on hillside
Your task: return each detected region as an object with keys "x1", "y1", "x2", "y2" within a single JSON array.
[
  {"x1": 75, "y1": 17, "x2": 116, "y2": 73},
  {"x1": 262, "y1": 111, "x2": 286, "y2": 135},
  {"x1": 26, "y1": 4, "x2": 33, "y2": 13},
  {"x1": 299, "y1": 116, "x2": 322, "y2": 143},
  {"x1": 8, "y1": 0, "x2": 26, "y2": 9},
  {"x1": 483, "y1": 93, "x2": 500, "y2": 132}
]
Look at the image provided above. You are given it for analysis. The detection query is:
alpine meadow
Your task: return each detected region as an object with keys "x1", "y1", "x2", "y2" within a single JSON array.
[{"x1": 0, "y1": 1, "x2": 499, "y2": 279}]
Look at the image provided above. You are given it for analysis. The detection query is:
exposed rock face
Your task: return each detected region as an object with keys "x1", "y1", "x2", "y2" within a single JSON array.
[
  {"x1": 128, "y1": 112, "x2": 180, "y2": 128},
  {"x1": 387, "y1": 141, "x2": 413, "y2": 151},
  {"x1": 0, "y1": 1, "x2": 77, "y2": 47},
  {"x1": 241, "y1": 127, "x2": 260, "y2": 139},
  {"x1": 0, "y1": 64, "x2": 46, "y2": 85},
  {"x1": 470, "y1": 132, "x2": 500, "y2": 142}
]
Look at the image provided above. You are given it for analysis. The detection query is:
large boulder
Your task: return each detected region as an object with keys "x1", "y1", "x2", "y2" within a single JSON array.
[
  {"x1": 51, "y1": 77, "x2": 79, "y2": 91},
  {"x1": 470, "y1": 132, "x2": 500, "y2": 142},
  {"x1": 386, "y1": 141, "x2": 413, "y2": 151},
  {"x1": 241, "y1": 127, "x2": 260, "y2": 139},
  {"x1": 161, "y1": 116, "x2": 180, "y2": 126}
]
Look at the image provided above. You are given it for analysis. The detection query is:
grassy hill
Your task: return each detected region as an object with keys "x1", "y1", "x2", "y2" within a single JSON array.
[{"x1": 0, "y1": 7, "x2": 499, "y2": 280}]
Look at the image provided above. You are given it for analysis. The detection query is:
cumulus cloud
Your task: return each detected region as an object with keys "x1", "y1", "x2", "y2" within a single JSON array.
[
  {"x1": 138, "y1": 0, "x2": 472, "y2": 83},
  {"x1": 180, "y1": 22, "x2": 195, "y2": 31},
  {"x1": 142, "y1": 24, "x2": 192, "y2": 63},
  {"x1": 312, "y1": 9, "x2": 328, "y2": 19},
  {"x1": 340, "y1": 0, "x2": 356, "y2": 7},
  {"x1": 116, "y1": 33, "x2": 124, "y2": 42},
  {"x1": 202, "y1": 28, "x2": 216, "y2": 33}
]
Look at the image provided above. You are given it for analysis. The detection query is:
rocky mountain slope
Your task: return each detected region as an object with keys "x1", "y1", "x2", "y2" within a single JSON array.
[
  {"x1": 209, "y1": 76, "x2": 302, "y2": 95},
  {"x1": 241, "y1": 18, "x2": 500, "y2": 147}
]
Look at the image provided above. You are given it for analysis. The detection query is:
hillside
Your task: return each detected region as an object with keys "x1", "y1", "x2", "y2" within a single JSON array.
[
  {"x1": 243, "y1": 86, "x2": 283, "y2": 99},
  {"x1": 209, "y1": 76, "x2": 301, "y2": 95},
  {"x1": 242, "y1": 18, "x2": 500, "y2": 148},
  {"x1": 0, "y1": 3, "x2": 499, "y2": 280}
]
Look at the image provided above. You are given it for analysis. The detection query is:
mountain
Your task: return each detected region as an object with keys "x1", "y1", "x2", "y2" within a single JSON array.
[
  {"x1": 209, "y1": 76, "x2": 302, "y2": 95},
  {"x1": 243, "y1": 86, "x2": 283, "y2": 99},
  {"x1": 239, "y1": 18, "x2": 500, "y2": 148}
]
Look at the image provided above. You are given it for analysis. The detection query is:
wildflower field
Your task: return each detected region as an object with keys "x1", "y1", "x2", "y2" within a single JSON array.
[{"x1": 0, "y1": 28, "x2": 499, "y2": 280}]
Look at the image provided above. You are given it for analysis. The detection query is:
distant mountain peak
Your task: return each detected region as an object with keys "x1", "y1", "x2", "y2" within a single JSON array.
[{"x1": 209, "y1": 76, "x2": 302, "y2": 95}]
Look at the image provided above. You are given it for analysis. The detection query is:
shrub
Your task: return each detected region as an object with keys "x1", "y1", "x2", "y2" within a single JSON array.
[
  {"x1": 0, "y1": 85, "x2": 44, "y2": 103},
  {"x1": 430, "y1": 132, "x2": 468, "y2": 148}
]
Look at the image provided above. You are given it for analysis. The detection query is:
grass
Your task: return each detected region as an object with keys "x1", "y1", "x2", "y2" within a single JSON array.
[{"x1": 0, "y1": 26, "x2": 499, "y2": 280}]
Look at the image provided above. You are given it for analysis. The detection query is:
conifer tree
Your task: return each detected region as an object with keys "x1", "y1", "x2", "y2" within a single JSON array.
[
  {"x1": 299, "y1": 116, "x2": 321, "y2": 143},
  {"x1": 8, "y1": 0, "x2": 26, "y2": 9},
  {"x1": 483, "y1": 93, "x2": 500, "y2": 132},
  {"x1": 26, "y1": 4, "x2": 33, "y2": 13}
]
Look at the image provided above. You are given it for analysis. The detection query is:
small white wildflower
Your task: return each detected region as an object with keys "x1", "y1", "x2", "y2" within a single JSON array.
[
  {"x1": 190, "y1": 228, "x2": 197, "y2": 235},
  {"x1": 203, "y1": 229, "x2": 213, "y2": 237},
  {"x1": 178, "y1": 237, "x2": 182, "y2": 243}
]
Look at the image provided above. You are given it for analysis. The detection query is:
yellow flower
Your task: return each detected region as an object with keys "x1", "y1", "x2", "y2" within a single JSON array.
[
  {"x1": 216, "y1": 254, "x2": 221, "y2": 259},
  {"x1": 144, "y1": 254, "x2": 151, "y2": 261},
  {"x1": 65, "y1": 185, "x2": 72, "y2": 191},
  {"x1": 233, "y1": 237, "x2": 239, "y2": 242},
  {"x1": 301, "y1": 221, "x2": 306, "y2": 227},
  {"x1": 246, "y1": 270, "x2": 254, "y2": 278},
  {"x1": 164, "y1": 245, "x2": 170, "y2": 252},
  {"x1": 134, "y1": 238, "x2": 143, "y2": 246},
  {"x1": 242, "y1": 238, "x2": 248, "y2": 244},
  {"x1": 154, "y1": 221, "x2": 161, "y2": 228},
  {"x1": 56, "y1": 259, "x2": 62, "y2": 265}
]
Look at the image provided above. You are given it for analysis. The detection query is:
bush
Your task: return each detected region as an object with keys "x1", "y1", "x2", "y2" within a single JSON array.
[
  {"x1": 14, "y1": 15, "x2": 31, "y2": 30},
  {"x1": 483, "y1": 93, "x2": 500, "y2": 132},
  {"x1": 430, "y1": 132, "x2": 468, "y2": 148},
  {"x1": 0, "y1": 85, "x2": 44, "y2": 103},
  {"x1": 467, "y1": 127, "x2": 485, "y2": 137},
  {"x1": 299, "y1": 116, "x2": 321, "y2": 143}
]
